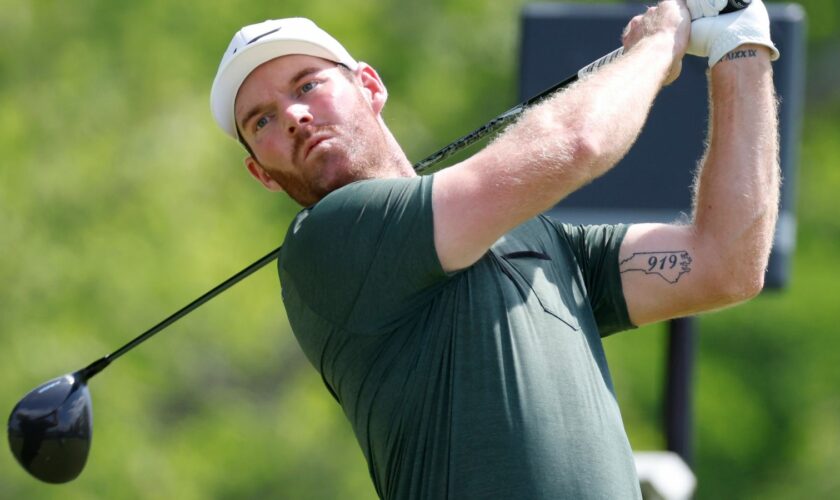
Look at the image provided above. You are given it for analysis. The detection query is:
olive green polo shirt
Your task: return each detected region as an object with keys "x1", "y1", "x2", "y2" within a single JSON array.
[{"x1": 278, "y1": 175, "x2": 640, "y2": 499}]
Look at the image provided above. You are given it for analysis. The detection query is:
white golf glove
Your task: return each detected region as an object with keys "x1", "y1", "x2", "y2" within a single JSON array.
[
  {"x1": 687, "y1": 0, "x2": 780, "y2": 67},
  {"x1": 686, "y1": 0, "x2": 728, "y2": 20}
]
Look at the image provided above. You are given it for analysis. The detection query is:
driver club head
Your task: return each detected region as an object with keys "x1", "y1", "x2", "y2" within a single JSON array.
[{"x1": 7, "y1": 372, "x2": 93, "y2": 483}]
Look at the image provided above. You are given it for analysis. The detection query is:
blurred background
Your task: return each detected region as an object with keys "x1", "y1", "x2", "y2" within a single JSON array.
[{"x1": 1, "y1": 0, "x2": 837, "y2": 498}]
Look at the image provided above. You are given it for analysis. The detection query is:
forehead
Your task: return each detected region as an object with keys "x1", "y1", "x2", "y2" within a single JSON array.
[{"x1": 234, "y1": 55, "x2": 337, "y2": 115}]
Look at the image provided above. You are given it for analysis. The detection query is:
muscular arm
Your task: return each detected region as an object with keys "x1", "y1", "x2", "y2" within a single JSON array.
[
  {"x1": 620, "y1": 44, "x2": 780, "y2": 325},
  {"x1": 432, "y1": 2, "x2": 689, "y2": 272}
]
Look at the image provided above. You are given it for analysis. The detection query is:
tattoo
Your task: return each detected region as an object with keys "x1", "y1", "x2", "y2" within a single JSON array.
[
  {"x1": 620, "y1": 251, "x2": 693, "y2": 284},
  {"x1": 721, "y1": 49, "x2": 758, "y2": 62}
]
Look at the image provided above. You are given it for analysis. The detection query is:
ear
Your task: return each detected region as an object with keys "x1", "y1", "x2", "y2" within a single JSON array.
[
  {"x1": 355, "y1": 62, "x2": 388, "y2": 115},
  {"x1": 244, "y1": 156, "x2": 285, "y2": 192}
]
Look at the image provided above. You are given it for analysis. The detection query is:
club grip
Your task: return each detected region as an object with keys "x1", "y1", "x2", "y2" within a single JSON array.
[{"x1": 577, "y1": 47, "x2": 625, "y2": 78}]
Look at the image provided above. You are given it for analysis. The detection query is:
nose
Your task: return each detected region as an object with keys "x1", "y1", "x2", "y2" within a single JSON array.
[{"x1": 284, "y1": 103, "x2": 313, "y2": 136}]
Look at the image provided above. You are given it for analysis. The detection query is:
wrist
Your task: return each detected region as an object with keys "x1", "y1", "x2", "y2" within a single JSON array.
[
  {"x1": 632, "y1": 32, "x2": 681, "y2": 72},
  {"x1": 642, "y1": 31, "x2": 680, "y2": 53},
  {"x1": 712, "y1": 43, "x2": 773, "y2": 67},
  {"x1": 709, "y1": 44, "x2": 774, "y2": 89}
]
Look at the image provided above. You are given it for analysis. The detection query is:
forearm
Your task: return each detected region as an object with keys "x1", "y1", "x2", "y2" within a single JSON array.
[
  {"x1": 470, "y1": 33, "x2": 677, "y2": 219},
  {"x1": 433, "y1": 38, "x2": 675, "y2": 271},
  {"x1": 692, "y1": 45, "x2": 780, "y2": 296}
]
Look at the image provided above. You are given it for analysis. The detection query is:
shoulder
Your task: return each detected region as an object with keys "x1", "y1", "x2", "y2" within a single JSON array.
[
  {"x1": 316, "y1": 176, "x2": 431, "y2": 214},
  {"x1": 278, "y1": 175, "x2": 448, "y2": 331},
  {"x1": 279, "y1": 175, "x2": 439, "y2": 284},
  {"x1": 533, "y1": 217, "x2": 629, "y2": 258},
  {"x1": 283, "y1": 176, "x2": 429, "y2": 245}
]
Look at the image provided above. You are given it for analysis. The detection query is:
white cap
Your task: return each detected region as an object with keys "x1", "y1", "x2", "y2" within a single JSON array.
[{"x1": 210, "y1": 18, "x2": 358, "y2": 139}]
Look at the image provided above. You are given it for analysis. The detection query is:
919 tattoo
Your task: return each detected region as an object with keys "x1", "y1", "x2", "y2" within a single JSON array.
[{"x1": 619, "y1": 251, "x2": 693, "y2": 284}]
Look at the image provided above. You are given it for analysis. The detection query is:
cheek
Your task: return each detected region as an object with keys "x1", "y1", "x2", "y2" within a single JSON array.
[
  {"x1": 253, "y1": 130, "x2": 292, "y2": 160},
  {"x1": 329, "y1": 86, "x2": 370, "y2": 120}
]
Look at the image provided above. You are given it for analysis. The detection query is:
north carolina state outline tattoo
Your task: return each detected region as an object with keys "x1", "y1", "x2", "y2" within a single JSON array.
[{"x1": 619, "y1": 251, "x2": 693, "y2": 284}]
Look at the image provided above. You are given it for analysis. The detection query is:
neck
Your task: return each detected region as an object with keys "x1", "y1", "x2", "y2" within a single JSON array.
[{"x1": 380, "y1": 123, "x2": 416, "y2": 178}]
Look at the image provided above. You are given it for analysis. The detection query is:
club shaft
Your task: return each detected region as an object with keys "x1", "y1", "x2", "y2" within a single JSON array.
[
  {"x1": 80, "y1": 246, "x2": 283, "y2": 380},
  {"x1": 413, "y1": 46, "x2": 626, "y2": 173}
]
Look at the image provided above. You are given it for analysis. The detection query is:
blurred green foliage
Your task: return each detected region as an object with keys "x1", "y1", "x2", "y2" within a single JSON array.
[{"x1": 1, "y1": 0, "x2": 837, "y2": 498}]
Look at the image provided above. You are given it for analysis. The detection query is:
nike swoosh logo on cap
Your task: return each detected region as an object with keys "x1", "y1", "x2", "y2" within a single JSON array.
[{"x1": 247, "y1": 27, "x2": 282, "y2": 45}]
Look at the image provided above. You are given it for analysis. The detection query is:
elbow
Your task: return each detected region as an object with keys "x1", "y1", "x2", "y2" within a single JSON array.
[
  {"x1": 723, "y1": 272, "x2": 765, "y2": 304},
  {"x1": 695, "y1": 213, "x2": 777, "y2": 308},
  {"x1": 711, "y1": 262, "x2": 767, "y2": 306}
]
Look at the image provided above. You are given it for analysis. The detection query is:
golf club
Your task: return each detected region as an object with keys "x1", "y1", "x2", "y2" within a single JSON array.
[
  {"x1": 7, "y1": 246, "x2": 281, "y2": 483},
  {"x1": 8, "y1": 0, "x2": 751, "y2": 483}
]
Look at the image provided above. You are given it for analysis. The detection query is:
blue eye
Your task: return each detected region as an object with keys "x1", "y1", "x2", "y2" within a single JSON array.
[
  {"x1": 300, "y1": 81, "x2": 318, "y2": 94},
  {"x1": 255, "y1": 115, "x2": 269, "y2": 130}
]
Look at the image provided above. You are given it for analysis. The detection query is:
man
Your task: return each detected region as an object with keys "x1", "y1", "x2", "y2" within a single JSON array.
[{"x1": 210, "y1": 1, "x2": 779, "y2": 497}]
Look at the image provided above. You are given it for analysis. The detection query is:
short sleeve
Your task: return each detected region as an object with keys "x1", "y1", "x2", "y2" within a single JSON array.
[
  {"x1": 278, "y1": 176, "x2": 449, "y2": 334},
  {"x1": 554, "y1": 222, "x2": 636, "y2": 336}
]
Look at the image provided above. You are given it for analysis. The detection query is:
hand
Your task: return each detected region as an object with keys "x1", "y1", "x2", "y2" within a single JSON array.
[
  {"x1": 687, "y1": 0, "x2": 780, "y2": 67},
  {"x1": 621, "y1": 0, "x2": 691, "y2": 84},
  {"x1": 686, "y1": 0, "x2": 728, "y2": 20}
]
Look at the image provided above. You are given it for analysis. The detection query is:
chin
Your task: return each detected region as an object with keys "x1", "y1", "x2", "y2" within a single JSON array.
[{"x1": 322, "y1": 165, "x2": 363, "y2": 191}]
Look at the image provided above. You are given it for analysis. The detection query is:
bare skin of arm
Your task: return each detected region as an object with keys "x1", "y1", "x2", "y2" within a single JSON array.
[
  {"x1": 432, "y1": 0, "x2": 691, "y2": 272},
  {"x1": 619, "y1": 44, "x2": 780, "y2": 325}
]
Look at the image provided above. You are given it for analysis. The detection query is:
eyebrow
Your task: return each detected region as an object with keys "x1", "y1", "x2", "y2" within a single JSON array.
[{"x1": 237, "y1": 66, "x2": 325, "y2": 133}]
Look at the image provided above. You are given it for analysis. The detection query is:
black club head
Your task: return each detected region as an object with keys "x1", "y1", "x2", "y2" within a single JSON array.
[{"x1": 8, "y1": 372, "x2": 93, "y2": 483}]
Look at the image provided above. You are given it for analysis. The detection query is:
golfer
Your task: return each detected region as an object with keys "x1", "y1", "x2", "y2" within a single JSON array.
[{"x1": 210, "y1": 0, "x2": 779, "y2": 497}]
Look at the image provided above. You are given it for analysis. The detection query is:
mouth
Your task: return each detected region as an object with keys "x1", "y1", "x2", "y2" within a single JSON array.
[{"x1": 303, "y1": 135, "x2": 330, "y2": 161}]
